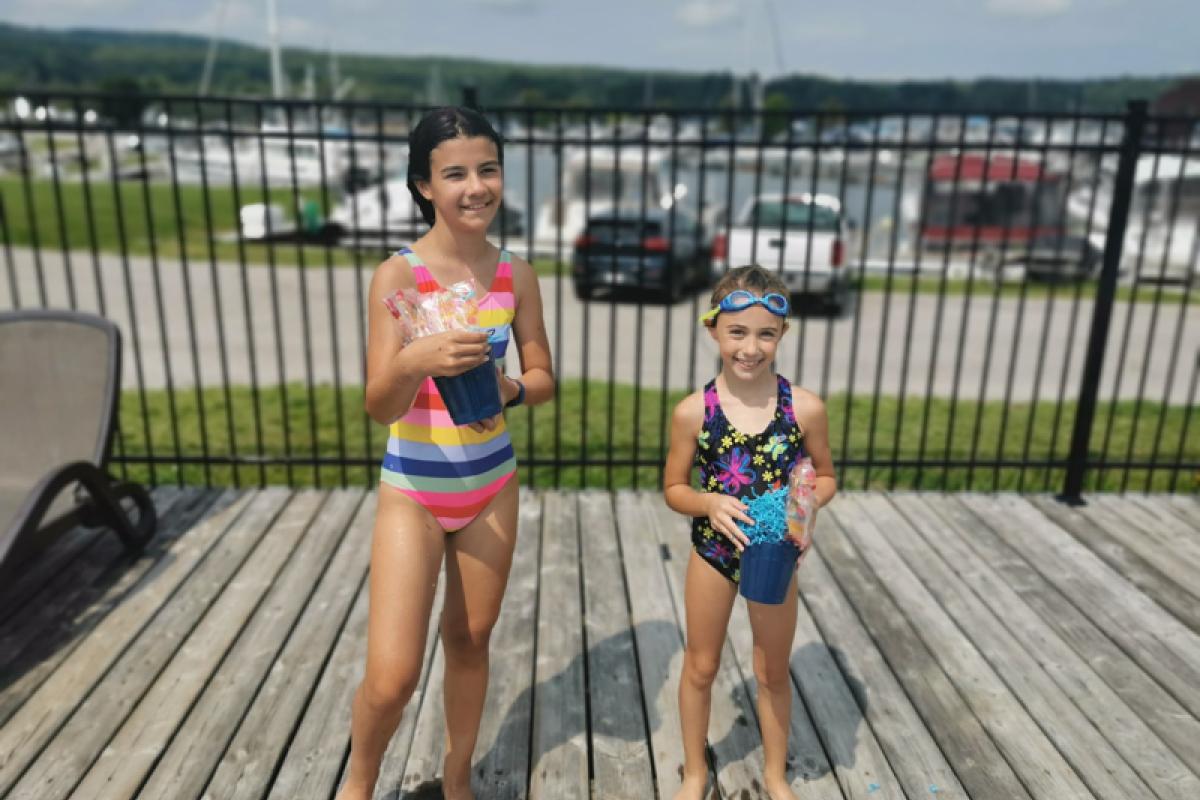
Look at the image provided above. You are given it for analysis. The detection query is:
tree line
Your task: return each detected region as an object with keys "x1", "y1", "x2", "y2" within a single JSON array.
[{"x1": 0, "y1": 21, "x2": 1186, "y2": 115}]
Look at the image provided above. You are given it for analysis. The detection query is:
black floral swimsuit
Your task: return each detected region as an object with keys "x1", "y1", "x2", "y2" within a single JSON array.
[{"x1": 692, "y1": 375, "x2": 807, "y2": 583}]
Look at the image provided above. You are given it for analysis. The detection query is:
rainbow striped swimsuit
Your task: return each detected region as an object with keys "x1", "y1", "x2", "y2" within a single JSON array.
[{"x1": 380, "y1": 247, "x2": 518, "y2": 532}]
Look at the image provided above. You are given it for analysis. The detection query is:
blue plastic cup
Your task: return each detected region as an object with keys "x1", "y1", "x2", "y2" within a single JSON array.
[
  {"x1": 739, "y1": 540, "x2": 801, "y2": 604},
  {"x1": 433, "y1": 346, "x2": 502, "y2": 425}
]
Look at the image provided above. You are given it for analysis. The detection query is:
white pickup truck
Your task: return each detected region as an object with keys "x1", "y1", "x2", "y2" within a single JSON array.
[{"x1": 711, "y1": 193, "x2": 853, "y2": 313}]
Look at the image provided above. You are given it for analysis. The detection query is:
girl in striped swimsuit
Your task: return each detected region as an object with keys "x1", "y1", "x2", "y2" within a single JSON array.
[{"x1": 338, "y1": 107, "x2": 554, "y2": 800}]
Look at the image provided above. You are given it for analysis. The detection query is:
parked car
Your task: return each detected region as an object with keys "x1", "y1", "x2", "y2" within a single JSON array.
[
  {"x1": 711, "y1": 193, "x2": 853, "y2": 313},
  {"x1": 571, "y1": 209, "x2": 708, "y2": 301}
]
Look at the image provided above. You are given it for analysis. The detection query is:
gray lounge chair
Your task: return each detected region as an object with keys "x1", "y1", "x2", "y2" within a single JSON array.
[{"x1": 0, "y1": 309, "x2": 155, "y2": 587}]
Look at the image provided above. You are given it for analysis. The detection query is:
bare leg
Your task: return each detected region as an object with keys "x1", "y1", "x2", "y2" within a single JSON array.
[
  {"x1": 336, "y1": 489, "x2": 445, "y2": 800},
  {"x1": 674, "y1": 552, "x2": 737, "y2": 800},
  {"x1": 439, "y1": 475, "x2": 520, "y2": 800},
  {"x1": 746, "y1": 574, "x2": 799, "y2": 800}
]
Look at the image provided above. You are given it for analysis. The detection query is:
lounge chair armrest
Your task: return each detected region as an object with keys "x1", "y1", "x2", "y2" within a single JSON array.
[{"x1": 20, "y1": 461, "x2": 155, "y2": 553}]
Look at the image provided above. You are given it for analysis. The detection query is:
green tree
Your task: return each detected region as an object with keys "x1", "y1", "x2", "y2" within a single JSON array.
[{"x1": 96, "y1": 76, "x2": 147, "y2": 127}]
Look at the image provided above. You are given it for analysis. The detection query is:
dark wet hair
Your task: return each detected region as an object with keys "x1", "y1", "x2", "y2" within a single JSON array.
[{"x1": 406, "y1": 106, "x2": 504, "y2": 226}]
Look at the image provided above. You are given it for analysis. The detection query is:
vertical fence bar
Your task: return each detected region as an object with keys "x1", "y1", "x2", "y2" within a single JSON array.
[
  {"x1": 1059, "y1": 100, "x2": 1147, "y2": 504},
  {"x1": 1148, "y1": 213, "x2": 1199, "y2": 491},
  {"x1": 686, "y1": 110, "x2": 709, "y2": 394},
  {"x1": 1018, "y1": 114, "x2": 1084, "y2": 491},
  {"x1": 163, "y1": 98, "x2": 213, "y2": 486},
  {"x1": 845, "y1": 117, "x2": 882, "y2": 487},
  {"x1": 283, "y1": 105, "x2": 321, "y2": 487},
  {"x1": 43, "y1": 108, "x2": 77, "y2": 309},
  {"x1": 1120, "y1": 131, "x2": 1194, "y2": 491},
  {"x1": 859, "y1": 115, "x2": 888, "y2": 484},
  {"x1": 892, "y1": 114, "x2": 934, "y2": 489},
  {"x1": 793, "y1": 108, "x2": 817, "y2": 390},
  {"x1": 104, "y1": 127, "x2": 156, "y2": 484},
  {"x1": 71, "y1": 97, "x2": 107, "y2": 317},
  {"x1": 135, "y1": 109, "x2": 186, "y2": 485},
  {"x1": 1048, "y1": 118, "x2": 1112, "y2": 483},
  {"x1": 550, "y1": 108, "x2": 564, "y2": 487},
  {"x1": 657, "y1": 112, "x2": 682, "y2": 488},
  {"x1": 225, "y1": 99, "x2": 268, "y2": 487},
  {"x1": 522, "y1": 107, "x2": 538, "y2": 487},
  {"x1": 191, "y1": 98, "x2": 239, "y2": 488},
  {"x1": 967, "y1": 116, "x2": 1028, "y2": 490},
  {"x1": 942, "y1": 114, "x2": 999, "y2": 490},
  {"x1": 1167, "y1": 341, "x2": 1199, "y2": 493},
  {"x1": 820, "y1": 113, "x2": 850, "y2": 404},
  {"x1": 1, "y1": 193, "x2": 18, "y2": 309},
  {"x1": 630, "y1": 112, "x2": 651, "y2": 489},
  {"x1": 580, "y1": 116, "x2": 593, "y2": 485},
  {"x1": 1094, "y1": 114, "x2": 1162, "y2": 490},
  {"x1": 254, "y1": 101, "x2": 294, "y2": 485},
  {"x1": 315, "y1": 102, "x2": 349, "y2": 487},
  {"x1": 14, "y1": 119, "x2": 48, "y2": 307},
  {"x1": 993, "y1": 116, "x2": 1053, "y2": 490},
  {"x1": 604, "y1": 117, "x2": 622, "y2": 490},
  {"x1": 914, "y1": 112, "x2": 961, "y2": 489},
  {"x1": 341, "y1": 105, "x2": 373, "y2": 487}
]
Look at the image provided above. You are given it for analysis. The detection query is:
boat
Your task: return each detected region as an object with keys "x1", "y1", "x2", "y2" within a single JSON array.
[{"x1": 326, "y1": 175, "x2": 526, "y2": 251}]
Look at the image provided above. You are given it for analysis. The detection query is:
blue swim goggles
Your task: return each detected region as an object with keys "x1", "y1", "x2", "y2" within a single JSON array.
[{"x1": 700, "y1": 289, "x2": 790, "y2": 325}]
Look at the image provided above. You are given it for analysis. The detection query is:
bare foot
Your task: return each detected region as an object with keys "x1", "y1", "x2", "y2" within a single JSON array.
[
  {"x1": 765, "y1": 775, "x2": 799, "y2": 800},
  {"x1": 333, "y1": 778, "x2": 372, "y2": 800},
  {"x1": 441, "y1": 775, "x2": 475, "y2": 800},
  {"x1": 673, "y1": 770, "x2": 708, "y2": 800}
]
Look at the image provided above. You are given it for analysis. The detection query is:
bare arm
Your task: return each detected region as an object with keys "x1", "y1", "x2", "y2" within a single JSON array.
[
  {"x1": 663, "y1": 392, "x2": 755, "y2": 549},
  {"x1": 794, "y1": 388, "x2": 838, "y2": 509},
  {"x1": 364, "y1": 256, "x2": 490, "y2": 425},
  {"x1": 502, "y1": 255, "x2": 555, "y2": 406}
]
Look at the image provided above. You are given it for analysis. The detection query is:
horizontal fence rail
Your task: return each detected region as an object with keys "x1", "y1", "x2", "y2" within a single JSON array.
[{"x1": 1, "y1": 90, "x2": 1197, "y2": 495}]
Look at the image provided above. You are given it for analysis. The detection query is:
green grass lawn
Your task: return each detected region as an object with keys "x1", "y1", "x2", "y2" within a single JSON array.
[{"x1": 113, "y1": 378, "x2": 1198, "y2": 494}]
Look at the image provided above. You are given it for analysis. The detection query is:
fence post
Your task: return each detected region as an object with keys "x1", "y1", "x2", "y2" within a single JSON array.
[
  {"x1": 461, "y1": 86, "x2": 479, "y2": 110},
  {"x1": 1058, "y1": 100, "x2": 1148, "y2": 504}
]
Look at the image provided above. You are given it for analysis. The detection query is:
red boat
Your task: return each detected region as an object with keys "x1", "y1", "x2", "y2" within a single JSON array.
[{"x1": 919, "y1": 153, "x2": 1098, "y2": 279}]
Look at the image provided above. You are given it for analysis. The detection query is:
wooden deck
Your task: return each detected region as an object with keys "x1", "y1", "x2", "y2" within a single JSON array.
[{"x1": 2, "y1": 488, "x2": 1199, "y2": 800}]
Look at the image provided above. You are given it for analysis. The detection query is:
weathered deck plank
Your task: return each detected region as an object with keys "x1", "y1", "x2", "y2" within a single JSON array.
[
  {"x1": 958, "y1": 494, "x2": 1200, "y2": 720},
  {"x1": 66, "y1": 490, "x2": 330, "y2": 799},
  {"x1": 797, "y1": 544, "x2": 966, "y2": 799},
  {"x1": 2, "y1": 489, "x2": 1197, "y2": 800},
  {"x1": 0, "y1": 487, "x2": 273, "y2": 799},
  {"x1": 137, "y1": 490, "x2": 367, "y2": 800},
  {"x1": 529, "y1": 491, "x2": 588, "y2": 799},
  {"x1": 830, "y1": 498, "x2": 1097, "y2": 800},
  {"x1": 612, "y1": 490, "x2": 690, "y2": 800},
  {"x1": 0, "y1": 487, "x2": 208, "y2": 726},
  {"x1": 859, "y1": 494, "x2": 1176, "y2": 800},
  {"x1": 818, "y1": 505, "x2": 1032, "y2": 800},
  {"x1": 577, "y1": 490, "x2": 656, "y2": 800},
  {"x1": 204, "y1": 490, "x2": 374, "y2": 800},
  {"x1": 919, "y1": 493, "x2": 1200, "y2": 778},
  {"x1": 1028, "y1": 495, "x2": 1200, "y2": 631}
]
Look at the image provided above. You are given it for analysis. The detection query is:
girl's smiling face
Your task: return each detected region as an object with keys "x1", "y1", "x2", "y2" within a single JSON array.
[
  {"x1": 415, "y1": 135, "x2": 503, "y2": 232},
  {"x1": 708, "y1": 302, "x2": 787, "y2": 381}
]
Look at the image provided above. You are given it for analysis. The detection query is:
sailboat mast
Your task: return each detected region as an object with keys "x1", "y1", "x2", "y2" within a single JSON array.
[{"x1": 267, "y1": 0, "x2": 287, "y2": 99}]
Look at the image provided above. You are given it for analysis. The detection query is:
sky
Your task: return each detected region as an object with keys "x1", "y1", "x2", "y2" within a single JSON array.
[{"x1": 3, "y1": 0, "x2": 1196, "y2": 81}]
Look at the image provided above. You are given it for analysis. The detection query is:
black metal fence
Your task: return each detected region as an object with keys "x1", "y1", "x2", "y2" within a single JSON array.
[{"x1": 1, "y1": 90, "x2": 1197, "y2": 496}]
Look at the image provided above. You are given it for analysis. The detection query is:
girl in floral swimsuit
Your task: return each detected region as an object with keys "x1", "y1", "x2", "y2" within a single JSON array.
[{"x1": 663, "y1": 265, "x2": 838, "y2": 800}]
